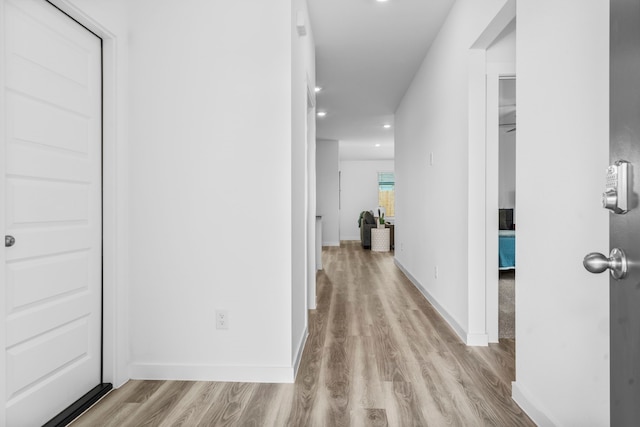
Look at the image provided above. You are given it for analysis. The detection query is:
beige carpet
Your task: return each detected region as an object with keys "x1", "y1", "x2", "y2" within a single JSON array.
[{"x1": 499, "y1": 270, "x2": 515, "y2": 339}]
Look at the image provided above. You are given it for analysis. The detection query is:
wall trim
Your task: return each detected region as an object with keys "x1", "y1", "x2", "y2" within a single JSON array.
[
  {"x1": 322, "y1": 241, "x2": 340, "y2": 247},
  {"x1": 130, "y1": 364, "x2": 295, "y2": 384},
  {"x1": 512, "y1": 381, "x2": 559, "y2": 427},
  {"x1": 292, "y1": 327, "x2": 308, "y2": 378},
  {"x1": 394, "y1": 259, "x2": 468, "y2": 344}
]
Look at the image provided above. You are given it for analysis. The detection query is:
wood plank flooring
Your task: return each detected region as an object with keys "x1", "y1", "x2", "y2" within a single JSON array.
[{"x1": 72, "y1": 241, "x2": 534, "y2": 426}]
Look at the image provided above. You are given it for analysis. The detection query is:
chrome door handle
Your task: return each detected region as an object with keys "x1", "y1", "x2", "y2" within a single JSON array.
[
  {"x1": 583, "y1": 248, "x2": 628, "y2": 280},
  {"x1": 5, "y1": 235, "x2": 15, "y2": 247}
]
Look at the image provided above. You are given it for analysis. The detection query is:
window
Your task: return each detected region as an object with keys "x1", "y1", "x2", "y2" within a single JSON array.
[{"x1": 378, "y1": 172, "x2": 395, "y2": 217}]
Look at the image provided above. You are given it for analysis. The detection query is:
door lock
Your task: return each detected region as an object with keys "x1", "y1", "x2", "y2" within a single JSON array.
[
  {"x1": 5, "y1": 235, "x2": 15, "y2": 247},
  {"x1": 603, "y1": 160, "x2": 631, "y2": 214},
  {"x1": 583, "y1": 248, "x2": 628, "y2": 280}
]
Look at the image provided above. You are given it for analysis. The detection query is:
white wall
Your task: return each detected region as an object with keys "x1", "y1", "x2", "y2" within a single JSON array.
[
  {"x1": 513, "y1": 1, "x2": 609, "y2": 425},
  {"x1": 316, "y1": 140, "x2": 340, "y2": 246},
  {"x1": 499, "y1": 130, "x2": 516, "y2": 209},
  {"x1": 395, "y1": 0, "x2": 510, "y2": 341},
  {"x1": 339, "y1": 160, "x2": 394, "y2": 240},
  {"x1": 127, "y1": 0, "x2": 304, "y2": 382},
  {"x1": 488, "y1": 24, "x2": 517, "y2": 211}
]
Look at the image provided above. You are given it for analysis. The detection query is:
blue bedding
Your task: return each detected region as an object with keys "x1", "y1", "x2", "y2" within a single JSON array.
[{"x1": 499, "y1": 230, "x2": 515, "y2": 270}]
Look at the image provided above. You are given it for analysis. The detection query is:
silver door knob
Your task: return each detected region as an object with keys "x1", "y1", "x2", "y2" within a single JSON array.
[
  {"x1": 5, "y1": 235, "x2": 15, "y2": 247},
  {"x1": 583, "y1": 248, "x2": 628, "y2": 280}
]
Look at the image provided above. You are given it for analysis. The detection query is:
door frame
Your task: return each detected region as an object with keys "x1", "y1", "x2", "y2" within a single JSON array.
[
  {"x1": 486, "y1": 72, "x2": 516, "y2": 342},
  {"x1": 306, "y1": 80, "x2": 316, "y2": 310},
  {"x1": 466, "y1": 0, "x2": 516, "y2": 345},
  {"x1": 0, "y1": 1, "x2": 128, "y2": 422},
  {"x1": 46, "y1": 0, "x2": 129, "y2": 388}
]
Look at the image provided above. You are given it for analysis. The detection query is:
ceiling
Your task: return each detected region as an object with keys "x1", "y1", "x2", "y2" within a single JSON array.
[{"x1": 307, "y1": 0, "x2": 456, "y2": 160}]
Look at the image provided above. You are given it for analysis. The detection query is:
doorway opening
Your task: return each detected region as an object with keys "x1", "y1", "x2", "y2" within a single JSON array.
[{"x1": 498, "y1": 77, "x2": 516, "y2": 340}]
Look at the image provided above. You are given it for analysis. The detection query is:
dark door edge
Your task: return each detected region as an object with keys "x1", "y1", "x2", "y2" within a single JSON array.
[{"x1": 42, "y1": 383, "x2": 112, "y2": 427}]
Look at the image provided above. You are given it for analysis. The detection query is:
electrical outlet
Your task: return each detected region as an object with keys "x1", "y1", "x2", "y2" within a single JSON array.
[{"x1": 216, "y1": 310, "x2": 229, "y2": 329}]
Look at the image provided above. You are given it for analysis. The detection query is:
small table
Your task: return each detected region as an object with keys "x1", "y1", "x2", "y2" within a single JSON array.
[{"x1": 371, "y1": 227, "x2": 391, "y2": 252}]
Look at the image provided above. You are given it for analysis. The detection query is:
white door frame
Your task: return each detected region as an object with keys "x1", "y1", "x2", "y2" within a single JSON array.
[
  {"x1": 486, "y1": 71, "x2": 516, "y2": 343},
  {"x1": 466, "y1": 0, "x2": 516, "y2": 346},
  {"x1": 306, "y1": 81, "x2": 316, "y2": 310},
  {"x1": 46, "y1": 0, "x2": 129, "y2": 390},
  {"x1": 0, "y1": 2, "x2": 129, "y2": 412}
]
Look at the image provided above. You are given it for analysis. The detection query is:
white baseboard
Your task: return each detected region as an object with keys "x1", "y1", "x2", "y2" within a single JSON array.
[
  {"x1": 130, "y1": 363, "x2": 295, "y2": 383},
  {"x1": 394, "y1": 259, "x2": 468, "y2": 345},
  {"x1": 130, "y1": 329, "x2": 310, "y2": 384},
  {"x1": 512, "y1": 381, "x2": 559, "y2": 427},
  {"x1": 466, "y1": 333, "x2": 489, "y2": 346},
  {"x1": 293, "y1": 327, "x2": 308, "y2": 378},
  {"x1": 322, "y1": 241, "x2": 340, "y2": 247},
  {"x1": 341, "y1": 235, "x2": 360, "y2": 241}
]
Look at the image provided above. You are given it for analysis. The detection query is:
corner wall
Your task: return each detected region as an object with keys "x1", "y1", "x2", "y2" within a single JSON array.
[{"x1": 513, "y1": 1, "x2": 609, "y2": 424}]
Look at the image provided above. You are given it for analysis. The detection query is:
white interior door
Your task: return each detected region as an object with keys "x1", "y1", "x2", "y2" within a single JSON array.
[{"x1": 3, "y1": 0, "x2": 102, "y2": 425}]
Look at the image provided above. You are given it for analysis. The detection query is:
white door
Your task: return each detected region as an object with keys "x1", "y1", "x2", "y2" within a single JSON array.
[{"x1": 2, "y1": 0, "x2": 102, "y2": 425}]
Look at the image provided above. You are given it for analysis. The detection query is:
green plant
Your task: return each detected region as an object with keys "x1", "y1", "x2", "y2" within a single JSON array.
[{"x1": 379, "y1": 213, "x2": 385, "y2": 224}]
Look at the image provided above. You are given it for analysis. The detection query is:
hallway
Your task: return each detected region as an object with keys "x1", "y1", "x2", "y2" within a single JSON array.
[{"x1": 73, "y1": 242, "x2": 534, "y2": 426}]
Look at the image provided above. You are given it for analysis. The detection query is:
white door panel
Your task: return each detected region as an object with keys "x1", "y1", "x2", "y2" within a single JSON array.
[
  {"x1": 7, "y1": 316, "x2": 91, "y2": 396},
  {"x1": 6, "y1": 293, "x2": 94, "y2": 344},
  {"x1": 7, "y1": 251, "x2": 90, "y2": 309},
  {"x1": 3, "y1": 0, "x2": 102, "y2": 425},
  {"x1": 8, "y1": 180, "x2": 90, "y2": 224},
  {"x1": 7, "y1": 145, "x2": 91, "y2": 183},
  {"x1": 8, "y1": 92, "x2": 92, "y2": 155},
  {"x1": 5, "y1": 228, "x2": 94, "y2": 261}
]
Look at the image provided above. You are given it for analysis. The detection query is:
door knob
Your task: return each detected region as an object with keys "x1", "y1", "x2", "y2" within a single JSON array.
[
  {"x1": 5, "y1": 235, "x2": 15, "y2": 247},
  {"x1": 583, "y1": 248, "x2": 628, "y2": 280}
]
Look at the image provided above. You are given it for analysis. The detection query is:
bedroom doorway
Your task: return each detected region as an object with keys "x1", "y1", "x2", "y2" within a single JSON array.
[
  {"x1": 482, "y1": 14, "x2": 516, "y2": 344},
  {"x1": 498, "y1": 77, "x2": 516, "y2": 340}
]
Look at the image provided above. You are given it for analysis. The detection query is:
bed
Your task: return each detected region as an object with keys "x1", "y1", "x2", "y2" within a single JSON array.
[
  {"x1": 499, "y1": 208, "x2": 515, "y2": 270},
  {"x1": 499, "y1": 230, "x2": 516, "y2": 270}
]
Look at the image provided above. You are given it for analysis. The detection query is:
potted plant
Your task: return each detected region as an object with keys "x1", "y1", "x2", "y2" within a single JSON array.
[{"x1": 378, "y1": 212, "x2": 385, "y2": 228}]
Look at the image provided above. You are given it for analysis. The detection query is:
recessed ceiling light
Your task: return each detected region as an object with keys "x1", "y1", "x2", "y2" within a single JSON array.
[
  {"x1": 317, "y1": 111, "x2": 327, "y2": 117},
  {"x1": 376, "y1": 0, "x2": 389, "y2": 2},
  {"x1": 383, "y1": 124, "x2": 391, "y2": 129},
  {"x1": 375, "y1": 144, "x2": 381, "y2": 147},
  {"x1": 315, "y1": 86, "x2": 322, "y2": 93}
]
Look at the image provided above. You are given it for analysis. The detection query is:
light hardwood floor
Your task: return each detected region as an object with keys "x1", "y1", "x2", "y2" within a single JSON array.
[{"x1": 72, "y1": 241, "x2": 534, "y2": 426}]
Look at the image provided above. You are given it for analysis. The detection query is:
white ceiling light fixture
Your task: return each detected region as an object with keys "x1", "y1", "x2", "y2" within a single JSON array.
[
  {"x1": 375, "y1": 143, "x2": 381, "y2": 147},
  {"x1": 315, "y1": 86, "x2": 322, "y2": 93},
  {"x1": 376, "y1": 0, "x2": 389, "y2": 2},
  {"x1": 317, "y1": 111, "x2": 327, "y2": 118},
  {"x1": 383, "y1": 124, "x2": 391, "y2": 129}
]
